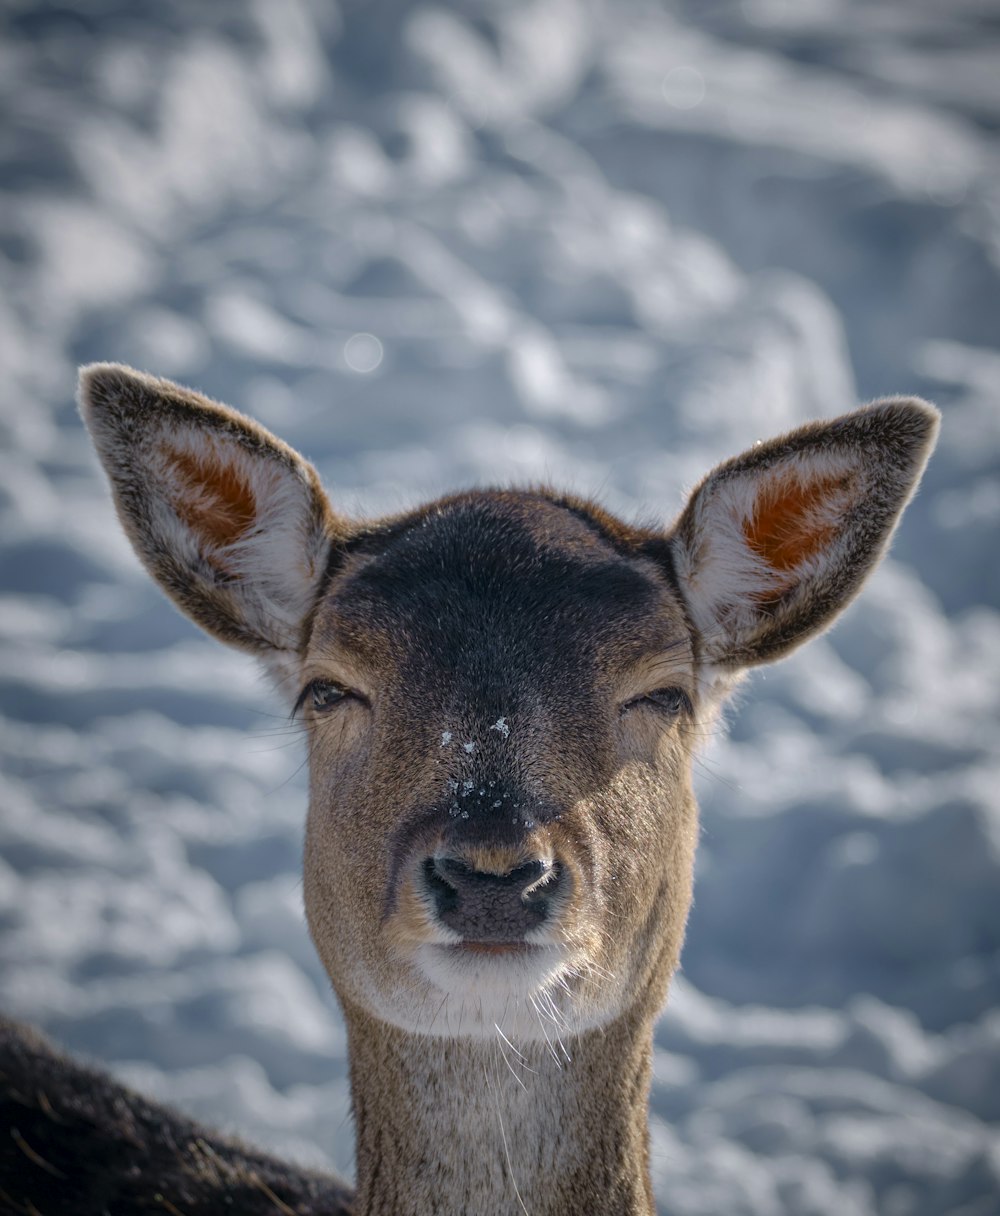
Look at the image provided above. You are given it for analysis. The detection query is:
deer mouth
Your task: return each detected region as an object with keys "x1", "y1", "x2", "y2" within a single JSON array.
[
  {"x1": 453, "y1": 941, "x2": 538, "y2": 956},
  {"x1": 416, "y1": 938, "x2": 570, "y2": 1005}
]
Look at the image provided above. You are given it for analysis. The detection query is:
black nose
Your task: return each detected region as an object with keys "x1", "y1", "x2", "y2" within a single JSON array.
[{"x1": 423, "y1": 856, "x2": 562, "y2": 943}]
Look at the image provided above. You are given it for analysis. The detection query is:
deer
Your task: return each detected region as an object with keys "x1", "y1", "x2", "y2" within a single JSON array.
[{"x1": 0, "y1": 363, "x2": 938, "y2": 1216}]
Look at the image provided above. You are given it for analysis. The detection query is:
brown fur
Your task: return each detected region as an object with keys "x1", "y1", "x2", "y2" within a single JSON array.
[
  {"x1": 167, "y1": 444, "x2": 259, "y2": 550},
  {"x1": 744, "y1": 470, "x2": 854, "y2": 579},
  {"x1": 0, "y1": 1017, "x2": 353, "y2": 1216},
  {"x1": 1, "y1": 366, "x2": 939, "y2": 1215}
]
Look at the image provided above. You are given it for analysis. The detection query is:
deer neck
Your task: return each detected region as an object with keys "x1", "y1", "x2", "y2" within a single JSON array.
[{"x1": 343, "y1": 1000, "x2": 656, "y2": 1216}]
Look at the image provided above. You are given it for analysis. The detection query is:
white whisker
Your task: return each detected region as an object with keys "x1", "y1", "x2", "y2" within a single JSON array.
[
  {"x1": 494, "y1": 1023, "x2": 528, "y2": 1091},
  {"x1": 528, "y1": 995, "x2": 563, "y2": 1068},
  {"x1": 487, "y1": 1053, "x2": 532, "y2": 1216}
]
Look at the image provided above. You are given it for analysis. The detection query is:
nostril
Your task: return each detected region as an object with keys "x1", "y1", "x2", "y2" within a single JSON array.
[
  {"x1": 520, "y1": 861, "x2": 561, "y2": 904},
  {"x1": 432, "y1": 857, "x2": 472, "y2": 887},
  {"x1": 432, "y1": 856, "x2": 550, "y2": 896},
  {"x1": 424, "y1": 857, "x2": 459, "y2": 912},
  {"x1": 507, "y1": 859, "x2": 546, "y2": 890}
]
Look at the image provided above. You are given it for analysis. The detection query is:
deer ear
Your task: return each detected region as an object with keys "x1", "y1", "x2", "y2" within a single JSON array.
[
  {"x1": 671, "y1": 398, "x2": 940, "y2": 669},
  {"x1": 79, "y1": 363, "x2": 343, "y2": 662}
]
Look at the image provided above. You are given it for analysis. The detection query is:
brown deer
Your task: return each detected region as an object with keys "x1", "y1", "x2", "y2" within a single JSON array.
[{"x1": 0, "y1": 365, "x2": 938, "y2": 1215}]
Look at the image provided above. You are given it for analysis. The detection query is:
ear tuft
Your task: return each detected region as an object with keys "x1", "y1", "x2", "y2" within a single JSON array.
[
  {"x1": 672, "y1": 397, "x2": 939, "y2": 669},
  {"x1": 78, "y1": 363, "x2": 343, "y2": 662},
  {"x1": 79, "y1": 362, "x2": 157, "y2": 413}
]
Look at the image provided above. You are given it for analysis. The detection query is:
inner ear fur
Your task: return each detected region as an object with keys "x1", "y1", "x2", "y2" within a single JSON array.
[
  {"x1": 79, "y1": 363, "x2": 345, "y2": 659},
  {"x1": 670, "y1": 397, "x2": 940, "y2": 669}
]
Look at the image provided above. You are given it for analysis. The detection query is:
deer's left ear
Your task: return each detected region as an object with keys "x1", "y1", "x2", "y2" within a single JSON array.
[
  {"x1": 79, "y1": 363, "x2": 344, "y2": 663},
  {"x1": 670, "y1": 398, "x2": 940, "y2": 669}
]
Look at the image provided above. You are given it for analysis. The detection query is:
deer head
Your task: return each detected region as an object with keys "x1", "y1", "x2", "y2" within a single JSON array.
[{"x1": 78, "y1": 364, "x2": 938, "y2": 1053}]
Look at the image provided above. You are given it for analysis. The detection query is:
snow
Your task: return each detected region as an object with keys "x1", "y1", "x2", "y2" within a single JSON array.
[{"x1": 1, "y1": 1, "x2": 998, "y2": 1212}]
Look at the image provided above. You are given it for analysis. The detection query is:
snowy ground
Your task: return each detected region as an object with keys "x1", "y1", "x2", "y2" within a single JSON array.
[{"x1": 1, "y1": 2, "x2": 999, "y2": 1212}]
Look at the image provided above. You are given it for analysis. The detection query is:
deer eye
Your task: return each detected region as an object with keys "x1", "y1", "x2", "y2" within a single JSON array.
[
  {"x1": 295, "y1": 679, "x2": 354, "y2": 716},
  {"x1": 624, "y1": 687, "x2": 692, "y2": 717}
]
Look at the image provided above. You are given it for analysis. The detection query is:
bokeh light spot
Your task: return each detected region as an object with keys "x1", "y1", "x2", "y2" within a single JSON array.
[
  {"x1": 662, "y1": 66, "x2": 706, "y2": 110},
  {"x1": 343, "y1": 332, "x2": 384, "y2": 373}
]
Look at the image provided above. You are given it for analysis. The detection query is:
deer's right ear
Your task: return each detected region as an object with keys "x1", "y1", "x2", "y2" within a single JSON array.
[
  {"x1": 79, "y1": 363, "x2": 344, "y2": 660},
  {"x1": 670, "y1": 398, "x2": 939, "y2": 671}
]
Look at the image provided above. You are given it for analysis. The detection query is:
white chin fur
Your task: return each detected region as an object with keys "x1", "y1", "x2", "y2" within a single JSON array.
[
  {"x1": 418, "y1": 942, "x2": 567, "y2": 1003},
  {"x1": 367, "y1": 943, "x2": 616, "y2": 1041}
]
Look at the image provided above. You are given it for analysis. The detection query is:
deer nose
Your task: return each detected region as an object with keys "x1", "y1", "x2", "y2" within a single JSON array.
[{"x1": 423, "y1": 856, "x2": 562, "y2": 943}]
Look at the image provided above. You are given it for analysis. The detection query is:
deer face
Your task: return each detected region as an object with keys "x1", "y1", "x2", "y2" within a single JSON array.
[
  {"x1": 79, "y1": 365, "x2": 938, "y2": 1043},
  {"x1": 300, "y1": 495, "x2": 700, "y2": 1038}
]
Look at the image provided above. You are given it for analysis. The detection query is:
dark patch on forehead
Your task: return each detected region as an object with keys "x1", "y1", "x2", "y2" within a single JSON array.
[
  {"x1": 339, "y1": 487, "x2": 667, "y2": 566},
  {"x1": 336, "y1": 494, "x2": 657, "y2": 614},
  {"x1": 318, "y1": 491, "x2": 681, "y2": 672}
]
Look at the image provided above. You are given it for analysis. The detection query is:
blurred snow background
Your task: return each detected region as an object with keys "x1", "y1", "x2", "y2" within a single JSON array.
[{"x1": 1, "y1": 1, "x2": 999, "y2": 1212}]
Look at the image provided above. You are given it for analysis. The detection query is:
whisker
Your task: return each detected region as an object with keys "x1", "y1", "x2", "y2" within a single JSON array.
[
  {"x1": 487, "y1": 1052, "x2": 531, "y2": 1216},
  {"x1": 494, "y1": 1024, "x2": 527, "y2": 1091},
  {"x1": 497, "y1": 1022, "x2": 535, "y2": 1075},
  {"x1": 528, "y1": 995, "x2": 563, "y2": 1068},
  {"x1": 426, "y1": 991, "x2": 450, "y2": 1036}
]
